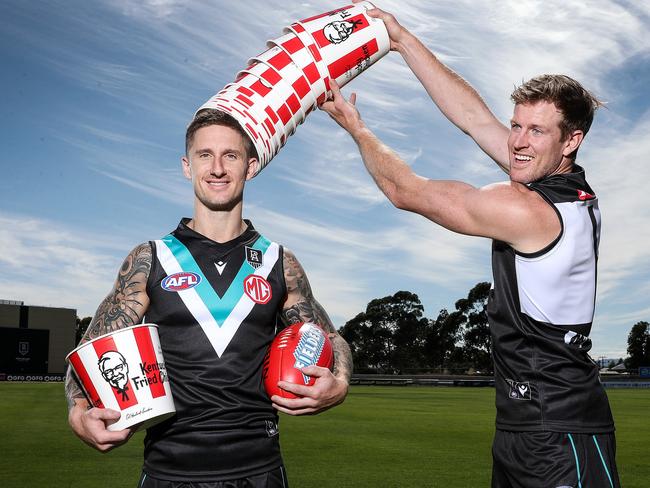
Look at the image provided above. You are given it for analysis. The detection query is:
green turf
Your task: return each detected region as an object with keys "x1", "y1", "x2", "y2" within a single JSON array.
[{"x1": 0, "y1": 384, "x2": 647, "y2": 487}]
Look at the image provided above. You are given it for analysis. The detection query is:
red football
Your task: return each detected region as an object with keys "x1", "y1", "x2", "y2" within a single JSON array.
[{"x1": 263, "y1": 322, "x2": 334, "y2": 399}]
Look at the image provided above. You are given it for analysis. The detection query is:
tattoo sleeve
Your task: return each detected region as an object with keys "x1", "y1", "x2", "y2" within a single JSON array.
[
  {"x1": 281, "y1": 249, "x2": 353, "y2": 382},
  {"x1": 65, "y1": 242, "x2": 152, "y2": 410}
]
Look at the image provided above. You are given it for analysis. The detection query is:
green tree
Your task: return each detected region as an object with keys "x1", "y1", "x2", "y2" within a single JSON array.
[
  {"x1": 425, "y1": 282, "x2": 492, "y2": 374},
  {"x1": 75, "y1": 316, "x2": 92, "y2": 345},
  {"x1": 424, "y1": 308, "x2": 464, "y2": 372},
  {"x1": 458, "y1": 282, "x2": 492, "y2": 373},
  {"x1": 625, "y1": 321, "x2": 649, "y2": 370},
  {"x1": 388, "y1": 291, "x2": 429, "y2": 373},
  {"x1": 339, "y1": 291, "x2": 429, "y2": 373}
]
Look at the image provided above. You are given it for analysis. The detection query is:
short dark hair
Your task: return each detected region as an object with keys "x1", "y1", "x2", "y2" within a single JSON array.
[
  {"x1": 185, "y1": 109, "x2": 258, "y2": 160},
  {"x1": 511, "y1": 74, "x2": 603, "y2": 140}
]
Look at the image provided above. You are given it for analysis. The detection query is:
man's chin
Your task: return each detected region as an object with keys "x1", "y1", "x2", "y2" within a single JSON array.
[
  {"x1": 198, "y1": 195, "x2": 242, "y2": 212},
  {"x1": 509, "y1": 169, "x2": 534, "y2": 185}
]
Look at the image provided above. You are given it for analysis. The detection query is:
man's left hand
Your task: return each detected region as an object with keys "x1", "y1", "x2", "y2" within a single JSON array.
[{"x1": 271, "y1": 365, "x2": 349, "y2": 416}]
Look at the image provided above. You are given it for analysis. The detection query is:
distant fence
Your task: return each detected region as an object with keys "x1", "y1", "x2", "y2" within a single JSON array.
[
  {"x1": 351, "y1": 374, "x2": 650, "y2": 388},
  {"x1": 351, "y1": 374, "x2": 494, "y2": 387},
  {"x1": 0, "y1": 373, "x2": 65, "y2": 382}
]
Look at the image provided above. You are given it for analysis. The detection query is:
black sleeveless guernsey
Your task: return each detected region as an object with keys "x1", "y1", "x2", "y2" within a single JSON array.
[
  {"x1": 487, "y1": 166, "x2": 614, "y2": 433},
  {"x1": 142, "y1": 219, "x2": 286, "y2": 481}
]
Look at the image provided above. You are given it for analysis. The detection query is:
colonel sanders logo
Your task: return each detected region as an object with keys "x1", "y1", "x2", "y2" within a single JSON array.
[
  {"x1": 322, "y1": 19, "x2": 363, "y2": 44},
  {"x1": 98, "y1": 351, "x2": 130, "y2": 401}
]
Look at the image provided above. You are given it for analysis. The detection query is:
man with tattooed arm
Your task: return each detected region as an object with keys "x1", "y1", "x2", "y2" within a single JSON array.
[{"x1": 65, "y1": 109, "x2": 352, "y2": 488}]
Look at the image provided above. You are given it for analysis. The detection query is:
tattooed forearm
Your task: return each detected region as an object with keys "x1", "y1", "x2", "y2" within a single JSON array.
[
  {"x1": 330, "y1": 335, "x2": 353, "y2": 382},
  {"x1": 282, "y1": 249, "x2": 353, "y2": 381},
  {"x1": 282, "y1": 301, "x2": 335, "y2": 332},
  {"x1": 282, "y1": 250, "x2": 335, "y2": 329},
  {"x1": 284, "y1": 301, "x2": 353, "y2": 381},
  {"x1": 65, "y1": 243, "x2": 152, "y2": 411},
  {"x1": 65, "y1": 367, "x2": 87, "y2": 410},
  {"x1": 84, "y1": 243, "x2": 152, "y2": 341}
]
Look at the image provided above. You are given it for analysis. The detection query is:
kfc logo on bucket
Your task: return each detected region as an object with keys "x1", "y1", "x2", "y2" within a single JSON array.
[
  {"x1": 161, "y1": 272, "x2": 201, "y2": 292},
  {"x1": 322, "y1": 19, "x2": 363, "y2": 44},
  {"x1": 98, "y1": 351, "x2": 131, "y2": 401},
  {"x1": 66, "y1": 324, "x2": 176, "y2": 432},
  {"x1": 244, "y1": 274, "x2": 272, "y2": 304}
]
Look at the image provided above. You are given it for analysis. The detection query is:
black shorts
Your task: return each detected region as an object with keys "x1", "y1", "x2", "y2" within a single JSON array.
[
  {"x1": 138, "y1": 466, "x2": 288, "y2": 488},
  {"x1": 492, "y1": 430, "x2": 620, "y2": 488}
]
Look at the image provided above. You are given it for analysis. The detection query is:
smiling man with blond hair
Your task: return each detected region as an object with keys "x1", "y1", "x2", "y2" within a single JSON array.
[{"x1": 322, "y1": 4, "x2": 619, "y2": 487}]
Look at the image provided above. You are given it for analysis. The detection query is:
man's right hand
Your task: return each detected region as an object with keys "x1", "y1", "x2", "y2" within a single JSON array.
[
  {"x1": 355, "y1": 1, "x2": 409, "y2": 52},
  {"x1": 68, "y1": 403, "x2": 133, "y2": 452},
  {"x1": 320, "y1": 80, "x2": 364, "y2": 138}
]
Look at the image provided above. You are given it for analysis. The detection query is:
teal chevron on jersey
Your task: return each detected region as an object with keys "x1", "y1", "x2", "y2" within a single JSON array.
[{"x1": 160, "y1": 234, "x2": 272, "y2": 326}]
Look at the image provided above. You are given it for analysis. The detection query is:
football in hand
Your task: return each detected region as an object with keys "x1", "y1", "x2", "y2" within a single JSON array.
[{"x1": 262, "y1": 322, "x2": 334, "y2": 399}]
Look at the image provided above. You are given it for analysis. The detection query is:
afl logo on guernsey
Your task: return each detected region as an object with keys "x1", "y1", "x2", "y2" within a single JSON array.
[
  {"x1": 244, "y1": 274, "x2": 272, "y2": 304},
  {"x1": 161, "y1": 272, "x2": 201, "y2": 292}
]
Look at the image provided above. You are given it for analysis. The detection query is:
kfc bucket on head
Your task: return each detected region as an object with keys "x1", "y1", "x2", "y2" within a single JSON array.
[
  {"x1": 195, "y1": 1, "x2": 389, "y2": 176},
  {"x1": 66, "y1": 324, "x2": 176, "y2": 432}
]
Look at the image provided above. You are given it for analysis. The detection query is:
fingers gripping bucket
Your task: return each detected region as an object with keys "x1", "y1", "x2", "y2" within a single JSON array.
[
  {"x1": 66, "y1": 324, "x2": 176, "y2": 432},
  {"x1": 295, "y1": 1, "x2": 390, "y2": 88}
]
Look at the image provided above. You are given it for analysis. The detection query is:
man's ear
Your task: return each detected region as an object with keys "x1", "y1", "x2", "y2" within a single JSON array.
[
  {"x1": 563, "y1": 130, "x2": 584, "y2": 158},
  {"x1": 181, "y1": 156, "x2": 192, "y2": 180},
  {"x1": 245, "y1": 157, "x2": 259, "y2": 181}
]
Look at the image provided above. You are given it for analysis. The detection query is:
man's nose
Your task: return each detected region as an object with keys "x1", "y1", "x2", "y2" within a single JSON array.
[
  {"x1": 211, "y1": 158, "x2": 227, "y2": 176},
  {"x1": 512, "y1": 130, "x2": 529, "y2": 149}
]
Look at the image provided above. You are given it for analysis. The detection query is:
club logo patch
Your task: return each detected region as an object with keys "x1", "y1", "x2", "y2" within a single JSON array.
[
  {"x1": 245, "y1": 246, "x2": 263, "y2": 269},
  {"x1": 161, "y1": 272, "x2": 201, "y2": 292},
  {"x1": 265, "y1": 420, "x2": 279, "y2": 437},
  {"x1": 243, "y1": 274, "x2": 272, "y2": 304},
  {"x1": 506, "y1": 379, "x2": 531, "y2": 401},
  {"x1": 18, "y1": 341, "x2": 29, "y2": 356}
]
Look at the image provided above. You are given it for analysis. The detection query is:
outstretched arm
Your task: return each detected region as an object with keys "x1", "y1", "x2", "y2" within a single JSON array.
[
  {"x1": 65, "y1": 242, "x2": 152, "y2": 452},
  {"x1": 321, "y1": 82, "x2": 561, "y2": 253},
  {"x1": 365, "y1": 4, "x2": 510, "y2": 171},
  {"x1": 272, "y1": 248, "x2": 352, "y2": 415}
]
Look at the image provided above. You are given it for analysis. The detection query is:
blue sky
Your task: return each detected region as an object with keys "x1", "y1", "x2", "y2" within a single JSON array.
[{"x1": 1, "y1": 0, "x2": 648, "y2": 360}]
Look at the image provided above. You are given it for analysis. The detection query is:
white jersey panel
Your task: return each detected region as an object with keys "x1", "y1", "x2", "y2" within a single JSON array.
[{"x1": 515, "y1": 200, "x2": 599, "y2": 325}]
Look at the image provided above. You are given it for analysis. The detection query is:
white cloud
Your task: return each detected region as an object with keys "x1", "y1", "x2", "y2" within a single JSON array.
[{"x1": 0, "y1": 212, "x2": 130, "y2": 317}]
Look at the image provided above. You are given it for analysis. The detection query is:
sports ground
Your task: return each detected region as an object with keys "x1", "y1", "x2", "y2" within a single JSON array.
[{"x1": 1, "y1": 384, "x2": 647, "y2": 487}]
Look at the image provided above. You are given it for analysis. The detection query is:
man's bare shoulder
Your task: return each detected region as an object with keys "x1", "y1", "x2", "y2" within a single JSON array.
[
  {"x1": 480, "y1": 180, "x2": 550, "y2": 208},
  {"x1": 481, "y1": 181, "x2": 560, "y2": 252}
]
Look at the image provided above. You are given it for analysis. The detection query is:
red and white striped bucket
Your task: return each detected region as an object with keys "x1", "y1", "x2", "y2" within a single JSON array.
[
  {"x1": 66, "y1": 324, "x2": 175, "y2": 432},
  {"x1": 195, "y1": 1, "x2": 388, "y2": 176}
]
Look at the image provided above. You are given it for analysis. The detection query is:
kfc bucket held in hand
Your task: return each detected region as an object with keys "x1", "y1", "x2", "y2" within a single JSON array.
[
  {"x1": 293, "y1": 1, "x2": 390, "y2": 87},
  {"x1": 66, "y1": 324, "x2": 176, "y2": 432}
]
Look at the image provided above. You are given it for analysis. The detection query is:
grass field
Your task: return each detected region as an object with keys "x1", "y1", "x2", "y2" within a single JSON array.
[{"x1": 0, "y1": 384, "x2": 647, "y2": 487}]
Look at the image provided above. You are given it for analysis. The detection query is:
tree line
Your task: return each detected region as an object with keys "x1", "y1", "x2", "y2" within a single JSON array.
[
  {"x1": 339, "y1": 283, "x2": 492, "y2": 375},
  {"x1": 74, "y1": 283, "x2": 649, "y2": 375}
]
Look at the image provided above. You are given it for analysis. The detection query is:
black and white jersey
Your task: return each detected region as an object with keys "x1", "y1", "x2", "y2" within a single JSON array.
[
  {"x1": 487, "y1": 166, "x2": 614, "y2": 433},
  {"x1": 142, "y1": 219, "x2": 287, "y2": 481}
]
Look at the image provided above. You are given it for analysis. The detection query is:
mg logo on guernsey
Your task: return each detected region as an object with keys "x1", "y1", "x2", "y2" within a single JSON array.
[
  {"x1": 244, "y1": 274, "x2": 272, "y2": 304},
  {"x1": 161, "y1": 272, "x2": 201, "y2": 292}
]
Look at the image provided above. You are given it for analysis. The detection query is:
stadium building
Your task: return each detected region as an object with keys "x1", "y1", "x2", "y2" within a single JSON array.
[{"x1": 0, "y1": 299, "x2": 76, "y2": 380}]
